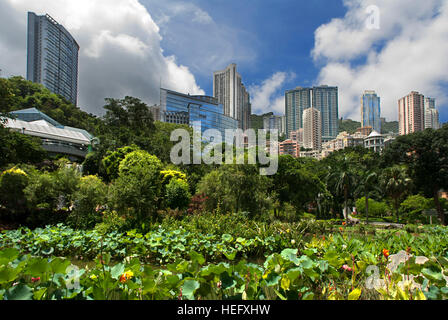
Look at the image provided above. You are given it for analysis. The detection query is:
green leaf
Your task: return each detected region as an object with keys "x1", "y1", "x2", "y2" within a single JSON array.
[
  {"x1": 422, "y1": 268, "x2": 444, "y2": 282},
  {"x1": 302, "y1": 292, "x2": 315, "y2": 300},
  {"x1": 5, "y1": 284, "x2": 33, "y2": 300},
  {"x1": 273, "y1": 288, "x2": 287, "y2": 300},
  {"x1": 0, "y1": 248, "x2": 20, "y2": 265},
  {"x1": 223, "y1": 251, "x2": 237, "y2": 261},
  {"x1": 222, "y1": 234, "x2": 233, "y2": 243},
  {"x1": 286, "y1": 268, "x2": 302, "y2": 281},
  {"x1": 182, "y1": 280, "x2": 200, "y2": 300},
  {"x1": 110, "y1": 263, "x2": 125, "y2": 280},
  {"x1": 265, "y1": 273, "x2": 281, "y2": 287},
  {"x1": 0, "y1": 267, "x2": 19, "y2": 284},
  {"x1": 50, "y1": 258, "x2": 71, "y2": 274},
  {"x1": 348, "y1": 288, "x2": 362, "y2": 300},
  {"x1": 280, "y1": 249, "x2": 299, "y2": 265},
  {"x1": 220, "y1": 272, "x2": 237, "y2": 290},
  {"x1": 189, "y1": 251, "x2": 205, "y2": 265},
  {"x1": 25, "y1": 258, "x2": 50, "y2": 276}
]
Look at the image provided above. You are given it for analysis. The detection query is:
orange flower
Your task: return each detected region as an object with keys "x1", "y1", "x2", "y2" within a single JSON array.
[
  {"x1": 119, "y1": 270, "x2": 134, "y2": 283},
  {"x1": 339, "y1": 227, "x2": 343, "y2": 232},
  {"x1": 342, "y1": 222, "x2": 347, "y2": 226},
  {"x1": 382, "y1": 249, "x2": 390, "y2": 259}
]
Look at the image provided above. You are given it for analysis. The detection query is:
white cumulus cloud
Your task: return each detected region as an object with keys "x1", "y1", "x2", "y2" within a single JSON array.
[
  {"x1": 312, "y1": 0, "x2": 448, "y2": 121},
  {"x1": 248, "y1": 72, "x2": 296, "y2": 115},
  {"x1": 0, "y1": 0, "x2": 205, "y2": 115}
]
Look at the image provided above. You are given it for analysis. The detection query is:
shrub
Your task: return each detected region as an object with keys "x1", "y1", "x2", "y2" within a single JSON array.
[
  {"x1": 109, "y1": 150, "x2": 163, "y2": 222},
  {"x1": 355, "y1": 197, "x2": 390, "y2": 217},
  {"x1": 94, "y1": 210, "x2": 127, "y2": 234},
  {"x1": 187, "y1": 193, "x2": 207, "y2": 215},
  {"x1": 102, "y1": 145, "x2": 140, "y2": 181},
  {"x1": 68, "y1": 175, "x2": 107, "y2": 229},
  {"x1": 0, "y1": 167, "x2": 29, "y2": 211},
  {"x1": 197, "y1": 165, "x2": 272, "y2": 218},
  {"x1": 164, "y1": 178, "x2": 191, "y2": 211}
]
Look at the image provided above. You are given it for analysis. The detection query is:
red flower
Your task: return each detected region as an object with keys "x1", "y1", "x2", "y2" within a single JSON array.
[
  {"x1": 31, "y1": 277, "x2": 40, "y2": 283},
  {"x1": 342, "y1": 265, "x2": 353, "y2": 272},
  {"x1": 382, "y1": 249, "x2": 390, "y2": 259}
]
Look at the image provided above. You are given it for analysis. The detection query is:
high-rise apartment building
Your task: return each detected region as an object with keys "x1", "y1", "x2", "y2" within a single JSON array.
[
  {"x1": 303, "y1": 107, "x2": 322, "y2": 151},
  {"x1": 27, "y1": 12, "x2": 79, "y2": 106},
  {"x1": 285, "y1": 86, "x2": 338, "y2": 142},
  {"x1": 361, "y1": 90, "x2": 381, "y2": 133},
  {"x1": 313, "y1": 86, "x2": 339, "y2": 142},
  {"x1": 424, "y1": 97, "x2": 440, "y2": 130},
  {"x1": 263, "y1": 114, "x2": 284, "y2": 134},
  {"x1": 213, "y1": 63, "x2": 251, "y2": 130},
  {"x1": 285, "y1": 87, "x2": 312, "y2": 138},
  {"x1": 398, "y1": 91, "x2": 425, "y2": 135}
]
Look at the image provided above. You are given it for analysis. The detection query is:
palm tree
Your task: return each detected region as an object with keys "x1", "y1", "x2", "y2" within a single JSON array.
[
  {"x1": 380, "y1": 165, "x2": 412, "y2": 223},
  {"x1": 327, "y1": 156, "x2": 356, "y2": 224},
  {"x1": 355, "y1": 171, "x2": 381, "y2": 224}
]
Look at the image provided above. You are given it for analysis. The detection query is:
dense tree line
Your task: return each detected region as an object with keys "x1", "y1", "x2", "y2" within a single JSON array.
[{"x1": 1, "y1": 76, "x2": 447, "y2": 230}]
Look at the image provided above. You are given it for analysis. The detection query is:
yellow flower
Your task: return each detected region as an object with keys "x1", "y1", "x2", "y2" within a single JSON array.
[
  {"x1": 286, "y1": 229, "x2": 290, "y2": 233},
  {"x1": 90, "y1": 274, "x2": 97, "y2": 280},
  {"x1": 1, "y1": 167, "x2": 27, "y2": 177},
  {"x1": 120, "y1": 270, "x2": 134, "y2": 283}
]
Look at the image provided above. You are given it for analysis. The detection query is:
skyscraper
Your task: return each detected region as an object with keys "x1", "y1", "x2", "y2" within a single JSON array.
[
  {"x1": 27, "y1": 12, "x2": 79, "y2": 106},
  {"x1": 312, "y1": 86, "x2": 339, "y2": 142},
  {"x1": 303, "y1": 107, "x2": 322, "y2": 151},
  {"x1": 361, "y1": 90, "x2": 381, "y2": 133},
  {"x1": 285, "y1": 86, "x2": 338, "y2": 142},
  {"x1": 424, "y1": 97, "x2": 440, "y2": 130},
  {"x1": 285, "y1": 87, "x2": 312, "y2": 138},
  {"x1": 213, "y1": 63, "x2": 251, "y2": 130},
  {"x1": 398, "y1": 91, "x2": 425, "y2": 135},
  {"x1": 263, "y1": 114, "x2": 284, "y2": 133}
]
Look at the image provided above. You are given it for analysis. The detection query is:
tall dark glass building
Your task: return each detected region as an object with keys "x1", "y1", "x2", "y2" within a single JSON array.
[
  {"x1": 27, "y1": 12, "x2": 79, "y2": 106},
  {"x1": 361, "y1": 90, "x2": 381, "y2": 133},
  {"x1": 160, "y1": 88, "x2": 239, "y2": 138}
]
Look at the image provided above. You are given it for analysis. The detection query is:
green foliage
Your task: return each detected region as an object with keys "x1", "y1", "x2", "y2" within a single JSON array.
[
  {"x1": 383, "y1": 127, "x2": 448, "y2": 224},
  {"x1": 0, "y1": 76, "x2": 100, "y2": 133},
  {"x1": 0, "y1": 167, "x2": 29, "y2": 212},
  {"x1": 21, "y1": 163, "x2": 81, "y2": 227},
  {"x1": 0, "y1": 126, "x2": 47, "y2": 168},
  {"x1": 102, "y1": 145, "x2": 140, "y2": 181},
  {"x1": 355, "y1": 197, "x2": 389, "y2": 217},
  {"x1": 338, "y1": 119, "x2": 361, "y2": 134},
  {"x1": 380, "y1": 165, "x2": 412, "y2": 223},
  {"x1": 271, "y1": 155, "x2": 327, "y2": 214},
  {"x1": 109, "y1": 151, "x2": 163, "y2": 223},
  {"x1": 164, "y1": 178, "x2": 191, "y2": 211},
  {"x1": 399, "y1": 195, "x2": 434, "y2": 224},
  {"x1": 1, "y1": 223, "x2": 448, "y2": 300},
  {"x1": 197, "y1": 165, "x2": 272, "y2": 218},
  {"x1": 68, "y1": 176, "x2": 107, "y2": 229}
]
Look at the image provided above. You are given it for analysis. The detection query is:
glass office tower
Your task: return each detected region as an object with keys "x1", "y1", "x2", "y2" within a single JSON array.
[
  {"x1": 160, "y1": 88, "x2": 239, "y2": 138},
  {"x1": 361, "y1": 90, "x2": 381, "y2": 133},
  {"x1": 27, "y1": 12, "x2": 79, "y2": 106},
  {"x1": 312, "y1": 85, "x2": 339, "y2": 142}
]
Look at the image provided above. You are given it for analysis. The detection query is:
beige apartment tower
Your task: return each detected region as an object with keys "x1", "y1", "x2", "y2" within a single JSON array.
[
  {"x1": 303, "y1": 107, "x2": 322, "y2": 150},
  {"x1": 398, "y1": 91, "x2": 425, "y2": 135}
]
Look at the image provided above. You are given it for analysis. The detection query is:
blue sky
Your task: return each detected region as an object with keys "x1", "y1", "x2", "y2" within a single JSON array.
[
  {"x1": 170, "y1": 0, "x2": 347, "y2": 93},
  {"x1": 141, "y1": 0, "x2": 448, "y2": 123},
  {"x1": 1, "y1": 0, "x2": 447, "y2": 123}
]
